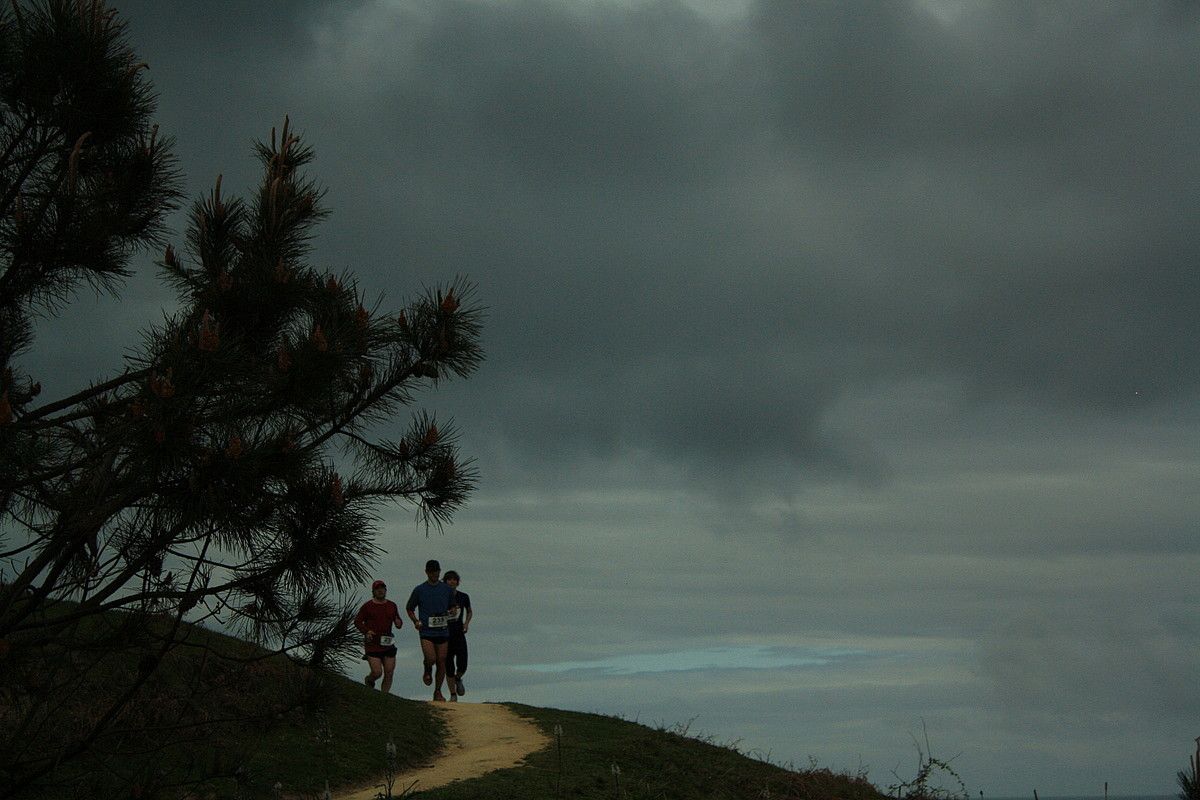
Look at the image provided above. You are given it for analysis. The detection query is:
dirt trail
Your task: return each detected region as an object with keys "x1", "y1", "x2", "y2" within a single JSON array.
[{"x1": 336, "y1": 702, "x2": 550, "y2": 799}]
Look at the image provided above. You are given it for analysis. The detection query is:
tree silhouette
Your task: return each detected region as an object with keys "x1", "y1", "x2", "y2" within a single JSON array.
[
  {"x1": 1180, "y1": 739, "x2": 1200, "y2": 800},
  {"x1": 0, "y1": 1, "x2": 482, "y2": 796}
]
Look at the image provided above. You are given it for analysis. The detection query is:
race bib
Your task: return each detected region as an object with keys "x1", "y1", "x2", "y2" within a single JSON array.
[
  {"x1": 426, "y1": 615, "x2": 448, "y2": 628},
  {"x1": 378, "y1": 635, "x2": 394, "y2": 646}
]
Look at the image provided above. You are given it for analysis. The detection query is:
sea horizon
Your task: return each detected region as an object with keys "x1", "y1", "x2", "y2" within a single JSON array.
[{"x1": 980, "y1": 795, "x2": 1175, "y2": 800}]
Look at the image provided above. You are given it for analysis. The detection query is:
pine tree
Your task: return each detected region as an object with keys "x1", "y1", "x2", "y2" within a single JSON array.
[{"x1": 0, "y1": 2, "x2": 482, "y2": 795}]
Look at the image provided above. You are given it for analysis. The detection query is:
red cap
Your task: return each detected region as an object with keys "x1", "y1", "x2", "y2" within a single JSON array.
[{"x1": 371, "y1": 580, "x2": 386, "y2": 590}]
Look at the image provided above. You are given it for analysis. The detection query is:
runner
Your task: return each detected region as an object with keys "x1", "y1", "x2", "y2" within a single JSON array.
[
  {"x1": 352, "y1": 579, "x2": 403, "y2": 692},
  {"x1": 405, "y1": 559, "x2": 456, "y2": 701},
  {"x1": 444, "y1": 570, "x2": 472, "y2": 702}
]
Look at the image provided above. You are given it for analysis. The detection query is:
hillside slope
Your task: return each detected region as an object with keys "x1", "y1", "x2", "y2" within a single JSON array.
[
  {"x1": 408, "y1": 702, "x2": 887, "y2": 800},
  {"x1": 2, "y1": 610, "x2": 886, "y2": 799}
]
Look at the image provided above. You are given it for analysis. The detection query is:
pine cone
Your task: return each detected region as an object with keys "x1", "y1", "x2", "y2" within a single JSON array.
[
  {"x1": 311, "y1": 325, "x2": 328, "y2": 352},
  {"x1": 225, "y1": 436, "x2": 244, "y2": 459},
  {"x1": 198, "y1": 311, "x2": 220, "y2": 352},
  {"x1": 149, "y1": 372, "x2": 175, "y2": 399}
]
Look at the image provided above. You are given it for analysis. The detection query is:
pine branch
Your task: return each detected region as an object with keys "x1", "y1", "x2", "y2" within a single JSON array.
[{"x1": 17, "y1": 367, "x2": 149, "y2": 422}]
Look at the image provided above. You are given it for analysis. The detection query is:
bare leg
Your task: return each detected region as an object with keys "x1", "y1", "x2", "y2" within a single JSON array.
[
  {"x1": 365, "y1": 655, "x2": 384, "y2": 689},
  {"x1": 381, "y1": 655, "x2": 396, "y2": 693},
  {"x1": 433, "y1": 640, "x2": 449, "y2": 697},
  {"x1": 420, "y1": 638, "x2": 437, "y2": 689},
  {"x1": 421, "y1": 639, "x2": 450, "y2": 699}
]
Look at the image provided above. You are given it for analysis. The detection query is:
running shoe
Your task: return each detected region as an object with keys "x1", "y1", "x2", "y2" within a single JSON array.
[
  {"x1": 449, "y1": 694, "x2": 458, "y2": 702},
  {"x1": 422, "y1": 666, "x2": 432, "y2": 686},
  {"x1": 455, "y1": 677, "x2": 465, "y2": 696},
  {"x1": 433, "y1": 691, "x2": 446, "y2": 702}
]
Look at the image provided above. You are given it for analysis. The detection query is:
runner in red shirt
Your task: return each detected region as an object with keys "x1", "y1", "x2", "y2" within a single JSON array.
[{"x1": 353, "y1": 579, "x2": 404, "y2": 692}]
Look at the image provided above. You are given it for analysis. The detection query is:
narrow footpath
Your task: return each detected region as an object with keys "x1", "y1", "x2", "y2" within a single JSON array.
[{"x1": 336, "y1": 702, "x2": 550, "y2": 799}]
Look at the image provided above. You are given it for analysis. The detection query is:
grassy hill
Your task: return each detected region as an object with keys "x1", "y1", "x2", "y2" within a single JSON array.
[
  {"x1": 409, "y1": 703, "x2": 887, "y2": 800},
  {"x1": 1, "y1": 609, "x2": 888, "y2": 800},
  {"x1": 1, "y1": 604, "x2": 446, "y2": 799},
  {"x1": 248, "y1": 690, "x2": 889, "y2": 800},
  {"x1": 234, "y1": 690, "x2": 889, "y2": 800}
]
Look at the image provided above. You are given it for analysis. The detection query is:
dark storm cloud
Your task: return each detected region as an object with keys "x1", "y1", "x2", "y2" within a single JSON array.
[
  {"x1": 757, "y1": 1, "x2": 1200, "y2": 160},
  {"x1": 41, "y1": 0, "x2": 1200, "y2": 489},
  {"x1": 754, "y1": 0, "x2": 1200, "y2": 410},
  {"x1": 113, "y1": 0, "x2": 332, "y2": 190},
  {"x1": 280, "y1": 0, "x2": 882, "y2": 481},
  {"x1": 264, "y1": 0, "x2": 1200, "y2": 489}
]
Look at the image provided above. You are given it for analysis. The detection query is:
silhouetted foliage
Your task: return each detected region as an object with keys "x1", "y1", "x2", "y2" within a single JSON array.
[
  {"x1": 1180, "y1": 740, "x2": 1200, "y2": 800},
  {"x1": 0, "y1": 2, "x2": 482, "y2": 796},
  {"x1": 886, "y1": 722, "x2": 967, "y2": 800}
]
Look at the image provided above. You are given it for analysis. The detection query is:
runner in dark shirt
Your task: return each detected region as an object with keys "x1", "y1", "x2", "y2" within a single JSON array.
[
  {"x1": 405, "y1": 559, "x2": 456, "y2": 701},
  {"x1": 444, "y1": 570, "x2": 472, "y2": 701},
  {"x1": 353, "y1": 579, "x2": 403, "y2": 692}
]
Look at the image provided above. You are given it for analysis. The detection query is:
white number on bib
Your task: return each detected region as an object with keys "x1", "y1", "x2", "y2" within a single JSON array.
[
  {"x1": 426, "y1": 615, "x2": 448, "y2": 628},
  {"x1": 378, "y1": 635, "x2": 394, "y2": 646}
]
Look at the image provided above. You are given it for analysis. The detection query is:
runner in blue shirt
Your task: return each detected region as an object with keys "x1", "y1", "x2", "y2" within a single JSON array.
[{"x1": 405, "y1": 559, "x2": 456, "y2": 701}]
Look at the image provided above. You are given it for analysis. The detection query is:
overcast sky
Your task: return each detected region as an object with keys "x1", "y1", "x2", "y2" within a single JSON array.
[{"x1": 26, "y1": 0, "x2": 1200, "y2": 794}]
